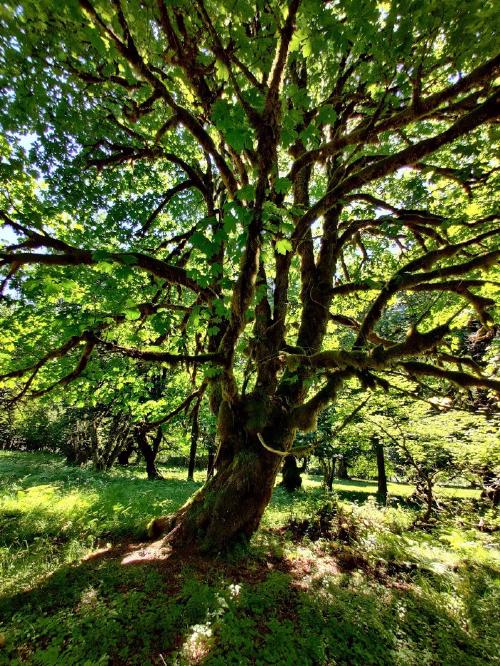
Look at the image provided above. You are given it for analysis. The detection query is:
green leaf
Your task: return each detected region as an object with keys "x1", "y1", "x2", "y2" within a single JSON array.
[
  {"x1": 275, "y1": 239, "x2": 292, "y2": 255},
  {"x1": 317, "y1": 105, "x2": 337, "y2": 125},
  {"x1": 236, "y1": 184, "x2": 256, "y2": 201},
  {"x1": 226, "y1": 127, "x2": 252, "y2": 153},
  {"x1": 124, "y1": 308, "x2": 141, "y2": 321},
  {"x1": 275, "y1": 177, "x2": 292, "y2": 195}
]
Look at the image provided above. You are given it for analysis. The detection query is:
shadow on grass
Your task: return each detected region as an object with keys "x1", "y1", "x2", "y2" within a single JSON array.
[
  {"x1": 0, "y1": 455, "x2": 496, "y2": 664},
  {"x1": 0, "y1": 536, "x2": 496, "y2": 666}
]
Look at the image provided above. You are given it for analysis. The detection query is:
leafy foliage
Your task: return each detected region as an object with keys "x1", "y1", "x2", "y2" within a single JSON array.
[{"x1": 0, "y1": 0, "x2": 499, "y2": 550}]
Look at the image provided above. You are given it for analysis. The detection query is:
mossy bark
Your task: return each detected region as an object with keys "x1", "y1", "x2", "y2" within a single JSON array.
[{"x1": 149, "y1": 396, "x2": 294, "y2": 553}]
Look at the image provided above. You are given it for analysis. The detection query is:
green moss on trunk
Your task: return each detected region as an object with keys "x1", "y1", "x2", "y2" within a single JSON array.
[{"x1": 149, "y1": 404, "x2": 294, "y2": 552}]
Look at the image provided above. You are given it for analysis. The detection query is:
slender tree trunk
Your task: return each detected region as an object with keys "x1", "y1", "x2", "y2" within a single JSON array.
[
  {"x1": 137, "y1": 430, "x2": 163, "y2": 480},
  {"x1": 423, "y1": 478, "x2": 434, "y2": 522},
  {"x1": 187, "y1": 400, "x2": 200, "y2": 481},
  {"x1": 101, "y1": 416, "x2": 126, "y2": 470},
  {"x1": 207, "y1": 438, "x2": 215, "y2": 479},
  {"x1": 321, "y1": 458, "x2": 335, "y2": 492},
  {"x1": 151, "y1": 427, "x2": 162, "y2": 458},
  {"x1": 374, "y1": 437, "x2": 388, "y2": 505},
  {"x1": 149, "y1": 397, "x2": 295, "y2": 552},
  {"x1": 90, "y1": 419, "x2": 104, "y2": 470}
]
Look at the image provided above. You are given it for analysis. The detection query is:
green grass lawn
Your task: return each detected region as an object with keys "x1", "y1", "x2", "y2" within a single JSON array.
[{"x1": 0, "y1": 451, "x2": 498, "y2": 665}]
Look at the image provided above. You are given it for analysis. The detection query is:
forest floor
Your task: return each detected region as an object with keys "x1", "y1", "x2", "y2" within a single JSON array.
[{"x1": 0, "y1": 451, "x2": 498, "y2": 665}]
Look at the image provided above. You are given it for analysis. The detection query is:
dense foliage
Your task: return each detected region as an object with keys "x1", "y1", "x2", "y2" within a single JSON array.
[{"x1": 0, "y1": 0, "x2": 498, "y2": 551}]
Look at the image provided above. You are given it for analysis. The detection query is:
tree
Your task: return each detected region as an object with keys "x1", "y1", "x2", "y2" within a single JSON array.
[
  {"x1": 373, "y1": 413, "x2": 452, "y2": 521},
  {"x1": 65, "y1": 405, "x2": 134, "y2": 470},
  {"x1": 373, "y1": 435, "x2": 388, "y2": 505},
  {"x1": 363, "y1": 392, "x2": 499, "y2": 518},
  {"x1": 0, "y1": 0, "x2": 499, "y2": 553},
  {"x1": 281, "y1": 455, "x2": 306, "y2": 492},
  {"x1": 302, "y1": 395, "x2": 370, "y2": 491}
]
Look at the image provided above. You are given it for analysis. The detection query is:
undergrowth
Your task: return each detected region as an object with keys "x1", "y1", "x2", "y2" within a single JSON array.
[{"x1": 0, "y1": 451, "x2": 498, "y2": 665}]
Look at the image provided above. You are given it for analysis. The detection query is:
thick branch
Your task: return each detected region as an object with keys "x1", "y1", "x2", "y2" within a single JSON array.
[
  {"x1": 294, "y1": 90, "x2": 500, "y2": 242},
  {"x1": 289, "y1": 55, "x2": 500, "y2": 179},
  {"x1": 0, "y1": 246, "x2": 207, "y2": 297},
  {"x1": 79, "y1": 0, "x2": 238, "y2": 194},
  {"x1": 401, "y1": 361, "x2": 500, "y2": 393}
]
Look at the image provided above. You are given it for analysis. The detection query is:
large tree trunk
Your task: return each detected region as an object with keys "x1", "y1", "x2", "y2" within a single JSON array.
[
  {"x1": 149, "y1": 398, "x2": 295, "y2": 553},
  {"x1": 337, "y1": 456, "x2": 350, "y2": 480},
  {"x1": 374, "y1": 437, "x2": 388, "y2": 505},
  {"x1": 280, "y1": 455, "x2": 302, "y2": 492}
]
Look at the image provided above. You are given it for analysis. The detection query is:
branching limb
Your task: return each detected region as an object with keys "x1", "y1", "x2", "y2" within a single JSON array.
[
  {"x1": 294, "y1": 89, "x2": 499, "y2": 243},
  {"x1": 138, "y1": 180, "x2": 194, "y2": 236},
  {"x1": 78, "y1": 0, "x2": 238, "y2": 194},
  {"x1": 144, "y1": 382, "x2": 207, "y2": 432},
  {"x1": 94, "y1": 337, "x2": 223, "y2": 365},
  {"x1": 354, "y1": 229, "x2": 499, "y2": 347},
  {"x1": 288, "y1": 55, "x2": 500, "y2": 180},
  {"x1": 9, "y1": 338, "x2": 98, "y2": 402},
  {"x1": 0, "y1": 236, "x2": 209, "y2": 297},
  {"x1": 400, "y1": 361, "x2": 500, "y2": 393}
]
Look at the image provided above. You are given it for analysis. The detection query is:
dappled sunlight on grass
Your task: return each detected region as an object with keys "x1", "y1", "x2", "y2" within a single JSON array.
[
  {"x1": 0, "y1": 452, "x2": 498, "y2": 665},
  {"x1": 0, "y1": 452, "x2": 203, "y2": 596},
  {"x1": 2, "y1": 483, "x2": 97, "y2": 525}
]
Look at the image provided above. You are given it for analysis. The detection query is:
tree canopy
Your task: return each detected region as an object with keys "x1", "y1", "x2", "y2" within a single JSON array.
[{"x1": 0, "y1": 0, "x2": 499, "y2": 551}]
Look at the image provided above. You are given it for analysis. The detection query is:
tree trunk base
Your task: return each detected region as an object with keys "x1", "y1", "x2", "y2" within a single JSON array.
[
  {"x1": 147, "y1": 468, "x2": 164, "y2": 480},
  {"x1": 147, "y1": 447, "x2": 282, "y2": 554}
]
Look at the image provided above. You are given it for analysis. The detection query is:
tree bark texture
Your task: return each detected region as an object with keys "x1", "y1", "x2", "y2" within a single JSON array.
[
  {"x1": 137, "y1": 430, "x2": 163, "y2": 480},
  {"x1": 149, "y1": 396, "x2": 295, "y2": 552}
]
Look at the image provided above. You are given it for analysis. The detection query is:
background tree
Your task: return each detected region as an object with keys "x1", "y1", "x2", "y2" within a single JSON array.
[
  {"x1": 0, "y1": 0, "x2": 499, "y2": 552},
  {"x1": 300, "y1": 395, "x2": 370, "y2": 491},
  {"x1": 372, "y1": 435, "x2": 388, "y2": 505}
]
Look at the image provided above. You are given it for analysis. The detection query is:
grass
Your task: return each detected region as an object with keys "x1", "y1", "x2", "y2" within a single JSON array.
[
  {"x1": 0, "y1": 451, "x2": 498, "y2": 665},
  {"x1": 0, "y1": 452, "x2": 201, "y2": 596}
]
